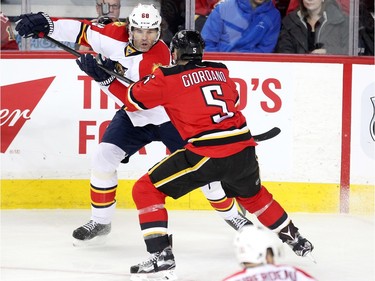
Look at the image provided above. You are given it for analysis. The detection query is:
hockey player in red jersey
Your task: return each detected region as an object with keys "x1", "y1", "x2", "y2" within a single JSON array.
[
  {"x1": 223, "y1": 225, "x2": 316, "y2": 281},
  {"x1": 75, "y1": 30, "x2": 314, "y2": 280},
  {"x1": 15, "y1": 5, "x2": 252, "y2": 247}
]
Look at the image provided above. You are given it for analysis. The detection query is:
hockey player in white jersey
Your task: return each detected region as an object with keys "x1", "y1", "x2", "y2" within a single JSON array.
[
  {"x1": 15, "y1": 4, "x2": 252, "y2": 246},
  {"x1": 223, "y1": 225, "x2": 316, "y2": 281}
]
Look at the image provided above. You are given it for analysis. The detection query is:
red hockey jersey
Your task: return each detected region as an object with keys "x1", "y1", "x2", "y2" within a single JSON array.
[{"x1": 123, "y1": 60, "x2": 256, "y2": 158}]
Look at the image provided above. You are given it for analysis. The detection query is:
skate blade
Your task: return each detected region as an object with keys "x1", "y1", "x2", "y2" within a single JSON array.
[
  {"x1": 130, "y1": 270, "x2": 178, "y2": 281},
  {"x1": 306, "y1": 252, "x2": 317, "y2": 264},
  {"x1": 72, "y1": 235, "x2": 108, "y2": 247}
]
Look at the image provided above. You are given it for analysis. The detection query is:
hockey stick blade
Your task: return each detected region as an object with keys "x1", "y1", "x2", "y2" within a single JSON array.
[
  {"x1": 43, "y1": 35, "x2": 134, "y2": 85},
  {"x1": 252, "y1": 127, "x2": 281, "y2": 142}
]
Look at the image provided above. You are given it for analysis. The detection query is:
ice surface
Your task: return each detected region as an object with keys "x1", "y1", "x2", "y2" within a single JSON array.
[{"x1": 1, "y1": 210, "x2": 374, "y2": 281}]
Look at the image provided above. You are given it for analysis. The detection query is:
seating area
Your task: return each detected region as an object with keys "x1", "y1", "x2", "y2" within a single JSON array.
[{"x1": 1, "y1": 0, "x2": 159, "y2": 19}]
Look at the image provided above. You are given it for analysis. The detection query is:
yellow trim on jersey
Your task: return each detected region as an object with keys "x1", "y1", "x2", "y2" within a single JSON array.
[
  {"x1": 126, "y1": 83, "x2": 144, "y2": 111},
  {"x1": 77, "y1": 23, "x2": 89, "y2": 45},
  {"x1": 148, "y1": 149, "x2": 185, "y2": 174},
  {"x1": 188, "y1": 127, "x2": 250, "y2": 143},
  {"x1": 113, "y1": 22, "x2": 126, "y2": 27},
  {"x1": 152, "y1": 63, "x2": 162, "y2": 73},
  {"x1": 125, "y1": 45, "x2": 138, "y2": 56},
  {"x1": 153, "y1": 156, "x2": 210, "y2": 188}
]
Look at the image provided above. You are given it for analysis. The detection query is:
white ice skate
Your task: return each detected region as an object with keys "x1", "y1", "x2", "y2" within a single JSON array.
[{"x1": 130, "y1": 246, "x2": 177, "y2": 281}]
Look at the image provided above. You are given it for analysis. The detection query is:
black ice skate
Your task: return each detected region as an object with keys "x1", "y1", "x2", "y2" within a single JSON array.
[
  {"x1": 130, "y1": 246, "x2": 177, "y2": 281},
  {"x1": 72, "y1": 220, "x2": 111, "y2": 247},
  {"x1": 226, "y1": 213, "x2": 253, "y2": 231},
  {"x1": 278, "y1": 221, "x2": 314, "y2": 258}
]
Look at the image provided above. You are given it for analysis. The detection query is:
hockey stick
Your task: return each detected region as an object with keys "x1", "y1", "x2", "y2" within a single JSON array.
[
  {"x1": 42, "y1": 34, "x2": 279, "y2": 142},
  {"x1": 43, "y1": 35, "x2": 134, "y2": 84},
  {"x1": 252, "y1": 127, "x2": 281, "y2": 142}
]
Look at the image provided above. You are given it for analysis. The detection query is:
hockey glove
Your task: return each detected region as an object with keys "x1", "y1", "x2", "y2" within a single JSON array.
[
  {"x1": 96, "y1": 53, "x2": 126, "y2": 77},
  {"x1": 76, "y1": 54, "x2": 115, "y2": 86},
  {"x1": 15, "y1": 12, "x2": 53, "y2": 39}
]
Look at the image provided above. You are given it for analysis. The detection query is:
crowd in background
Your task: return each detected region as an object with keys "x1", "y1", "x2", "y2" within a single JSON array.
[{"x1": 1, "y1": 0, "x2": 374, "y2": 55}]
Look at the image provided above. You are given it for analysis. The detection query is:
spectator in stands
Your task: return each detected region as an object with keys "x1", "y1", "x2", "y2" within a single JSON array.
[
  {"x1": 286, "y1": 0, "x2": 349, "y2": 15},
  {"x1": 195, "y1": 0, "x2": 223, "y2": 31},
  {"x1": 1, "y1": 12, "x2": 19, "y2": 50},
  {"x1": 158, "y1": 0, "x2": 184, "y2": 46},
  {"x1": 358, "y1": 0, "x2": 374, "y2": 55},
  {"x1": 79, "y1": 0, "x2": 122, "y2": 51},
  {"x1": 158, "y1": 0, "x2": 221, "y2": 45},
  {"x1": 95, "y1": 0, "x2": 121, "y2": 20},
  {"x1": 275, "y1": 0, "x2": 349, "y2": 54},
  {"x1": 201, "y1": 0, "x2": 281, "y2": 53}
]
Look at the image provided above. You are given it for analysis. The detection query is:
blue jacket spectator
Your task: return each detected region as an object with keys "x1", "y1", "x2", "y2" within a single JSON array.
[{"x1": 201, "y1": 0, "x2": 281, "y2": 52}]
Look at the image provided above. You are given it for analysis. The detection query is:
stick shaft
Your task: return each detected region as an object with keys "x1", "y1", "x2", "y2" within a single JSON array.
[
  {"x1": 42, "y1": 35, "x2": 281, "y2": 143},
  {"x1": 44, "y1": 35, "x2": 134, "y2": 84}
]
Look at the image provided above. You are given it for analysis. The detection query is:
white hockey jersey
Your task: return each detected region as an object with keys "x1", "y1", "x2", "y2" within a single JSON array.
[
  {"x1": 222, "y1": 264, "x2": 316, "y2": 281},
  {"x1": 50, "y1": 18, "x2": 171, "y2": 126}
]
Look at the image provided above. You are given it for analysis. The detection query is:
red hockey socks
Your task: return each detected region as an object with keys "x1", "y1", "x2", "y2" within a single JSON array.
[
  {"x1": 236, "y1": 185, "x2": 289, "y2": 231},
  {"x1": 132, "y1": 174, "x2": 168, "y2": 230},
  {"x1": 90, "y1": 184, "x2": 117, "y2": 208}
]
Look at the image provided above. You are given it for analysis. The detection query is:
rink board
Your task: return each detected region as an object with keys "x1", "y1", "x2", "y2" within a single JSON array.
[
  {"x1": 1, "y1": 179, "x2": 374, "y2": 215},
  {"x1": 1, "y1": 53, "x2": 374, "y2": 214}
]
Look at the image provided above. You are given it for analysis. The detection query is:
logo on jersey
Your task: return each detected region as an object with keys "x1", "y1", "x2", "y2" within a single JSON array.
[
  {"x1": 113, "y1": 21, "x2": 126, "y2": 27},
  {"x1": 0, "y1": 77, "x2": 54, "y2": 152},
  {"x1": 151, "y1": 63, "x2": 162, "y2": 73},
  {"x1": 125, "y1": 45, "x2": 138, "y2": 56}
]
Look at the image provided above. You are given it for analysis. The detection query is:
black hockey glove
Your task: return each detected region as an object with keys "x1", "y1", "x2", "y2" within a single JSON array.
[
  {"x1": 15, "y1": 12, "x2": 53, "y2": 39},
  {"x1": 76, "y1": 54, "x2": 115, "y2": 86}
]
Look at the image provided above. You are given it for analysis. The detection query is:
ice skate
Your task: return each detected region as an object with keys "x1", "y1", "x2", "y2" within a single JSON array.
[
  {"x1": 72, "y1": 220, "x2": 111, "y2": 247},
  {"x1": 226, "y1": 213, "x2": 253, "y2": 231},
  {"x1": 278, "y1": 221, "x2": 314, "y2": 257},
  {"x1": 130, "y1": 246, "x2": 177, "y2": 281}
]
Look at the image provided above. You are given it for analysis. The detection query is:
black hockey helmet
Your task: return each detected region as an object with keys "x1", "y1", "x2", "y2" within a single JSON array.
[{"x1": 170, "y1": 30, "x2": 205, "y2": 62}]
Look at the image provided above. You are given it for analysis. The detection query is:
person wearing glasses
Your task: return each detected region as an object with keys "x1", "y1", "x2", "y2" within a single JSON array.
[
  {"x1": 79, "y1": 0, "x2": 122, "y2": 50},
  {"x1": 95, "y1": 0, "x2": 121, "y2": 22}
]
